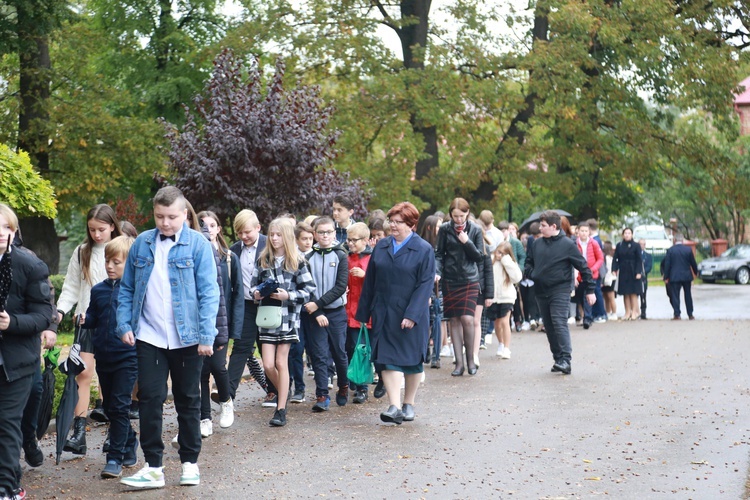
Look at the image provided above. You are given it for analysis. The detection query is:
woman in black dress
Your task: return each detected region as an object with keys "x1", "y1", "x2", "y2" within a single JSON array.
[{"x1": 612, "y1": 228, "x2": 643, "y2": 320}]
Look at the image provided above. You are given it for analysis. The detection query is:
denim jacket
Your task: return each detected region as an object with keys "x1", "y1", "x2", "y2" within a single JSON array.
[{"x1": 116, "y1": 224, "x2": 220, "y2": 346}]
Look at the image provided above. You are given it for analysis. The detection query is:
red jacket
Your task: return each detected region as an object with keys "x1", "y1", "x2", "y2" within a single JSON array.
[
  {"x1": 576, "y1": 237, "x2": 604, "y2": 281},
  {"x1": 347, "y1": 247, "x2": 373, "y2": 328}
]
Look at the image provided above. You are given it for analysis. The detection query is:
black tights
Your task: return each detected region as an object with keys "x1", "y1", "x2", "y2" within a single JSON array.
[{"x1": 449, "y1": 315, "x2": 476, "y2": 371}]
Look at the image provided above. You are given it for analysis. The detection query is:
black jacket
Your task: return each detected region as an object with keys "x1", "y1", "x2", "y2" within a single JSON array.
[
  {"x1": 82, "y1": 279, "x2": 136, "y2": 365},
  {"x1": 525, "y1": 230, "x2": 594, "y2": 294},
  {"x1": 0, "y1": 246, "x2": 54, "y2": 382},
  {"x1": 220, "y1": 250, "x2": 244, "y2": 340},
  {"x1": 435, "y1": 220, "x2": 485, "y2": 285},
  {"x1": 479, "y1": 251, "x2": 494, "y2": 298}
]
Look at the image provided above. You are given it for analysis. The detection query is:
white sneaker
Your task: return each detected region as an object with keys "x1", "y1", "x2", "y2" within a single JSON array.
[
  {"x1": 179, "y1": 462, "x2": 200, "y2": 486},
  {"x1": 529, "y1": 319, "x2": 538, "y2": 330},
  {"x1": 501, "y1": 348, "x2": 511, "y2": 359},
  {"x1": 485, "y1": 334, "x2": 492, "y2": 345},
  {"x1": 439, "y1": 345, "x2": 451, "y2": 357},
  {"x1": 327, "y1": 377, "x2": 334, "y2": 389},
  {"x1": 171, "y1": 434, "x2": 180, "y2": 450},
  {"x1": 200, "y1": 419, "x2": 213, "y2": 438},
  {"x1": 608, "y1": 313, "x2": 617, "y2": 321},
  {"x1": 121, "y1": 465, "x2": 165, "y2": 489},
  {"x1": 219, "y1": 399, "x2": 234, "y2": 428},
  {"x1": 521, "y1": 321, "x2": 531, "y2": 331},
  {"x1": 594, "y1": 316, "x2": 607, "y2": 324},
  {"x1": 567, "y1": 316, "x2": 575, "y2": 325},
  {"x1": 496, "y1": 345, "x2": 504, "y2": 357}
]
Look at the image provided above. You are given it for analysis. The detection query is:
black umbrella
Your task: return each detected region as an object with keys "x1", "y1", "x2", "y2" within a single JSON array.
[
  {"x1": 37, "y1": 347, "x2": 61, "y2": 440},
  {"x1": 56, "y1": 341, "x2": 86, "y2": 465},
  {"x1": 0, "y1": 242, "x2": 12, "y2": 312},
  {"x1": 519, "y1": 209, "x2": 573, "y2": 234}
]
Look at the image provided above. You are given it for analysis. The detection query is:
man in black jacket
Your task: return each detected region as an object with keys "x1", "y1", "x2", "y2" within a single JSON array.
[
  {"x1": 524, "y1": 211, "x2": 594, "y2": 375},
  {"x1": 0, "y1": 204, "x2": 54, "y2": 499}
]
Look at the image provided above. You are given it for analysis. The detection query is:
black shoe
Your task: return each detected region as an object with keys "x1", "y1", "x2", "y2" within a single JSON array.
[
  {"x1": 63, "y1": 416, "x2": 87, "y2": 455},
  {"x1": 552, "y1": 360, "x2": 571, "y2": 375},
  {"x1": 379, "y1": 405, "x2": 404, "y2": 425},
  {"x1": 90, "y1": 399, "x2": 109, "y2": 423},
  {"x1": 269, "y1": 408, "x2": 287, "y2": 427},
  {"x1": 102, "y1": 430, "x2": 110, "y2": 453},
  {"x1": 430, "y1": 359, "x2": 441, "y2": 369},
  {"x1": 23, "y1": 439, "x2": 43, "y2": 467},
  {"x1": 128, "y1": 400, "x2": 139, "y2": 420},
  {"x1": 583, "y1": 322, "x2": 591, "y2": 330},
  {"x1": 373, "y1": 380, "x2": 386, "y2": 399},
  {"x1": 468, "y1": 366, "x2": 478, "y2": 375},
  {"x1": 353, "y1": 389, "x2": 368, "y2": 404},
  {"x1": 335, "y1": 386, "x2": 349, "y2": 406},
  {"x1": 401, "y1": 404, "x2": 415, "y2": 422},
  {"x1": 451, "y1": 367, "x2": 465, "y2": 377}
]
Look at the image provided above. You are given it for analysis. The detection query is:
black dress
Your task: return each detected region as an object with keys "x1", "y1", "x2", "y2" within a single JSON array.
[{"x1": 613, "y1": 240, "x2": 643, "y2": 295}]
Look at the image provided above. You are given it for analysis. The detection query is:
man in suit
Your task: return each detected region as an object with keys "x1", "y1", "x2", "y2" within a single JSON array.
[
  {"x1": 226, "y1": 210, "x2": 278, "y2": 407},
  {"x1": 639, "y1": 239, "x2": 653, "y2": 319},
  {"x1": 662, "y1": 235, "x2": 698, "y2": 320}
]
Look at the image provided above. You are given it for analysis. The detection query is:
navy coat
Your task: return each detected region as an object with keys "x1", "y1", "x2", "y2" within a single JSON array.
[
  {"x1": 355, "y1": 233, "x2": 436, "y2": 367},
  {"x1": 663, "y1": 244, "x2": 698, "y2": 282}
]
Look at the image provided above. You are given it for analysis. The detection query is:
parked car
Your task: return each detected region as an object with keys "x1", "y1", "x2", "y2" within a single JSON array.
[{"x1": 697, "y1": 244, "x2": 750, "y2": 284}]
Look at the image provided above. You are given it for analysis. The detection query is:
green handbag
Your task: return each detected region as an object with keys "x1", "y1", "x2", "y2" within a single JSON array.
[{"x1": 346, "y1": 324, "x2": 373, "y2": 385}]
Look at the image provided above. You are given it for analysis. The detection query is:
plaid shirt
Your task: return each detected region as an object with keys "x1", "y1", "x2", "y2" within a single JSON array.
[{"x1": 250, "y1": 256, "x2": 315, "y2": 335}]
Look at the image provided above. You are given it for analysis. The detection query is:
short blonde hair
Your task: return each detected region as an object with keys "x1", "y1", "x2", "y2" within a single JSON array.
[
  {"x1": 0, "y1": 204, "x2": 18, "y2": 233},
  {"x1": 233, "y1": 209, "x2": 260, "y2": 235},
  {"x1": 347, "y1": 222, "x2": 370, "y2": 240},
  {"x1": 105, "y1": 235, "x2": 134, "y2": 261}
]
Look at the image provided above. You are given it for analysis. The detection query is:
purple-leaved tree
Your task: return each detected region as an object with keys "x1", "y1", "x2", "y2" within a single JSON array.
[{"x1": 164, "y1": 48, "x2": 370, "y2": 228}]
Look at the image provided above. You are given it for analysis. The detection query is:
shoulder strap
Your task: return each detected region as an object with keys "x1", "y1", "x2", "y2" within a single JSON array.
[{"x1": 226, "y1": 251, "x2": 231, "y2": 279}]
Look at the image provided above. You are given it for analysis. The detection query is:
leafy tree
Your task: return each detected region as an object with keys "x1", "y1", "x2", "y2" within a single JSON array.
[
  {"x1": 165, "y1": 49, "x2": 370, "y2": 227},
  {"x1": 0, "y1": 144, "x2": 57, "y2": 218}
]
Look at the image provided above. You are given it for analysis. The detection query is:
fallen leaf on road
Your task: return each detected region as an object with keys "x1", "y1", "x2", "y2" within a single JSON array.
[{"x1": 585, "y1": 477, "x2": 601, "y2": 481}]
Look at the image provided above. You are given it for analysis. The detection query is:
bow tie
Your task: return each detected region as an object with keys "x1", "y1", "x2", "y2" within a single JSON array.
[{"x1": 160, "y1": 234, "x2": 176, "y2": 242}]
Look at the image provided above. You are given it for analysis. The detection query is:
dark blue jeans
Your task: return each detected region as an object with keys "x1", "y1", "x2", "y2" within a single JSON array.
[
  {"x1": 288, "y1": 312, "x2": 307, "y2": 393},
  {"x1": 201, "y1": 345, "x2": 229, "y2": 420},
  {"x1": 574, "y1": 286, "x2": 593, "y2": 324},
  {"x1": 21, "y1": 367, "x2": 42, "y2": 445},
  {"x1": 591, "y1": 276, "x2": 606, "y2": 318},
  {"x1": 0, "y1": 372, "x2": 33, "y2": 495},
  {"x1": 306, "y1": 307, "x2": 349, "y2": 397},
  {"x1": 137, "y1": 341, "x2": 202, "y2": 467},
  {"x1": 98, "y1": 357, "x2": 138, "y2": 463},
  {"x1": 536, "y1": 287, "x2": 573, "y2": 364}
]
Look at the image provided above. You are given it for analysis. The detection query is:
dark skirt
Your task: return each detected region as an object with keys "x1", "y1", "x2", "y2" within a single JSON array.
[
  {"x1": 442, "y1": 282, "x2": 480, "y2": 318},
  {"x1": 383, "y1": 363, "x2": 424, "y2": 374}
]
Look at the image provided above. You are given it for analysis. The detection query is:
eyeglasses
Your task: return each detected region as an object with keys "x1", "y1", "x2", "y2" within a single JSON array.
[
  {"x1": 346, "y1": 237, "x2": 364, "y2": 244},
  {"x1": 388, "y1": 219, "x2": 406, "y2": 226},
  {"x1": 316, "y1": 230, "x2": 335, "y2": 236}
]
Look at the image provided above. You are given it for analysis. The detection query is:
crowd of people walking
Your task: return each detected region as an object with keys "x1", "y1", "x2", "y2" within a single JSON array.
[{"x1": 0, "y1": 192, "x2": 682, "y2": 498}]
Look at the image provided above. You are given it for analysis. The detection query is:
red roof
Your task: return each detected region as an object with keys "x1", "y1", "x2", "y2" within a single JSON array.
[{"x1": 735, "y1": 76, "x2": 750, "y2": 105}]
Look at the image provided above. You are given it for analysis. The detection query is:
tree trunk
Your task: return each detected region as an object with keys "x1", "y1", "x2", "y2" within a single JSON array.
[
  {"x1": 17, "y1": 2, "x2": 59, "y2": 273},
  {"x1": 397, "y1": 0, "x2": 439, "y2": 220}
]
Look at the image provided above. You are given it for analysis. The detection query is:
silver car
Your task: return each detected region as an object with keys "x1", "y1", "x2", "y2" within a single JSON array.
[{"x1": 698, "y1": 244, "x2": 750, "y2": 284}]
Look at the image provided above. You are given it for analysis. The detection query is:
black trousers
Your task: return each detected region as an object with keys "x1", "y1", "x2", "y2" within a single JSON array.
[
  {"x1": 0, "y1": 372, "x2": 33, "y2": 494},
  {"x1": 21, "y1": 367, "x2": 42, "y2": 445},
  {"x1": 640, "y1": 279, "x2": 649, "y2": 318},
  {"x1": 227, "y1": 301, "x2": 277, "y2": 398},
  {"x1": 201, "y1": 345, "x2": 229, "y2": 420},
  {"x1": 536, "y1": 287, "x2": 573, "y2": 364},
  {"x1": 669, "y1": 280, "x2": 694, "y2": 317},
  {"x1": 137, "y1": 341, "x2": 202, "y2": 466}
]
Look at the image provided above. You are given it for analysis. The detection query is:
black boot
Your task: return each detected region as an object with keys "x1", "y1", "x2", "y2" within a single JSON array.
[
  {"x1": 89, "y1": 399, "x2": 109, "y2": 423},
  {"x1": 64, "y1": 416, "x2": 87, "y2": 455}
]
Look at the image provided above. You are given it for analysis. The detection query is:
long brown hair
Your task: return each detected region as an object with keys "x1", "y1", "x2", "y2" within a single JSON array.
[
  {"x1": 198, "y1": 210, "x2": 230, "y2": 258},
  {"x1": 257, "y1": 218, "x2": 302, "y2": 273},
  {"x1": 419, "y1": 215, "x2": 441, "y2": 249},
  {"x1": 81, "y1": 205, "x2": 122, "y2": 285}
]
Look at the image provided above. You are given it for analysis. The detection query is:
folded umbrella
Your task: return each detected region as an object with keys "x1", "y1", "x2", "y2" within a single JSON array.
[
  {"x1": 37, "y1": 347, "x2": 61, "y2": 440},
  {"x1": 55, "y1": 341, "x2": 86, "y2": 465},
  {"x1": 518, "y1": 209, "x2": 573, "y2": 234},
  {"x1": 0, "y1": 242, "x2": 12, "y2": 313}
]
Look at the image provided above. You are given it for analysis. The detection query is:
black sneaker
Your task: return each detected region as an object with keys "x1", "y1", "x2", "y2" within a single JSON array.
[
  {"x1": 90, "y1": 399, "x2": 109, "y2": 423},
  {"x1": 352, "y1": 389, "x2": 368, "y2": 404},
  {"x1": 23, "y1": 440, "x2": 43, "y2": 468},
  {"x1": 289, "y1": 390, "x2": 306, "y2": 403},
  {"x1": 373, "y1": 380, "x2": 386, "y2": 399},
  {"x1": 262, "y1": 393, "x2": 278, "y2": 408},
  {"x1": 129, "y1": 401, "x2": 139, "y2": 420},
  {"x1": 269, "y1": 408, "x2": 287, "y2": 427}
]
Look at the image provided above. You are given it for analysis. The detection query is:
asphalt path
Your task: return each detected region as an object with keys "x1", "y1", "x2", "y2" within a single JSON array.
[{"x1": 20, "y1": 284, "x2": 750, "y2": 499}]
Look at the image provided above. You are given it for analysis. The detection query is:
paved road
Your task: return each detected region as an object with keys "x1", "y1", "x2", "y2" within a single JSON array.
[
  {"x1": 623, "y1": 281, "x2": 750, "y2": 320},
  {"x1": 22, "y1": 318, "x2": 750, "y2": 499}
]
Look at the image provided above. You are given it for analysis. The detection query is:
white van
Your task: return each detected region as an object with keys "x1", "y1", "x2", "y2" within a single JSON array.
[{"x1": 633, "y1": 225, "x2": 672, "y2": 251}]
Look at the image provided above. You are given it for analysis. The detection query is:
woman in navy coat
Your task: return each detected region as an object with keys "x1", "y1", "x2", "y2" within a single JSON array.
[{"x1": 356, "y1": 202, "x2": 436, "y2": 425}]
